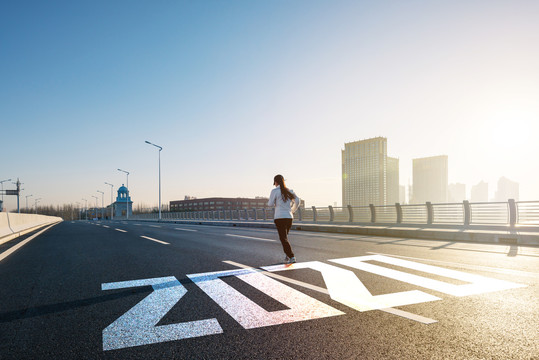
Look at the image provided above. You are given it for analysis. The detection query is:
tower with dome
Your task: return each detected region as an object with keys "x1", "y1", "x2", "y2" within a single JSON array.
[{"x1": 113, "y1": 184, "x2": 133, "y2": 217}]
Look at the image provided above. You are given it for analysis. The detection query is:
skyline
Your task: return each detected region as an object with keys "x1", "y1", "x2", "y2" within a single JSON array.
[{"x1": 2, "y1": 1, "x2": 539, "y2": 211}]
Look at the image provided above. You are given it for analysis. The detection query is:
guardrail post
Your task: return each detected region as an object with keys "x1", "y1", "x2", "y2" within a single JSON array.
[
  {"x1": 395, "y1": 203, "x2": 403, "y2": 224},
  {"x1": 263, "y1": 208, "x2": 267, "y2": 221},
  {"x1": 253, "y1": 208, "x2": 257, "y2": 221},
  {"x1": 297, "y1": 207, "x2": 302, "y2": 221},
  {"x1": 508, "y1": 199, "x2": 517, "y2": 227},
  {"x1": 369, "y1": 204, "x2": 376, "y2": 223},
  {"x1": 347, "y1": 205, "x2": 353, "y2": 223},
  {"x1": 426, "y1": 202, "x2": 433, "y2": 224},
  {"x1": 312, "y1": 206, "x2": 317, "y2": 222},
  {"x1": 329, "y1": 206, "x2": 334, "y2": 222},
  {"x1": 463, "y1": 200, "x2": 470, "y2": 225}
]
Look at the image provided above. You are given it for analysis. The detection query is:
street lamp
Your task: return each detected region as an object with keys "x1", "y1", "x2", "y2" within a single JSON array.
[
  {"x1": 91, "y1": 195, "x2": 98, "y2": 220},
  {"x1": 75, "y1": 202, "x2": 80, "y2": 220},
  {"x1": 82, "y1": 198, "x2": 88, "y2": 220},
  {"x1": 34, "y1": 198, "x2": 41, "y2": 214},
  {"x1": 105, "y1": 182, "x2": 114, "y2": 220},
  {"x1": 25, "y1": 194, "x2": 33, "y2": 212},
  {"x1": 145, "y1": 140, "x2": 163, "y2": 221},
  {"x1": 117, "y1": 169, "x2": 130, "y2": 219},
  {"x1": 97, "y1": 190, "x2": 104, "y2": 220}
]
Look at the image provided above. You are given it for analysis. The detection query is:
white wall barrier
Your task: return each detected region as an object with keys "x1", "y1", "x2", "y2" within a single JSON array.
[{"x1": 0, "y1": 212, "x2": 62, "y2": 244}]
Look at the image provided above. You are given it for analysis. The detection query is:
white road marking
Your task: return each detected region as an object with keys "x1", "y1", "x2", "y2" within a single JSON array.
[
  {"x1": 188, "y1": 267, "x2": 344, "y2": 329},
  {"x1": 175, "y1": 228, "x2": 198, "y2": 232},
  {"x1": 141, "y1": 235, "x2": 170, "y2": 245},
  {"x1": 225, "y1": 234, "x2": 276, "y2": 242},
  {"x1": 149, "y1": 225, "x2": 161, "y2": 228},
  {"x1": 115, "y1": 228, "x2": 127, "y2": 233},
  {"x1": 331, "y1": 255, "x2": 526, "y2": 297},
  {"x1": 102, "y1": 276, "x2": 222, "y2": 350},
  {"x1": 367, "y1": 252, "x2": 539, "y2": 278},
  {"x1": 0, "y1": 223, "x2": 59, "y2": 262},
  {"x1": 224, "y1": 260, "x2": 438, "y2": 325},
  {"x1": 103, "y1": 225, "x2": 110, "y2": 228}
]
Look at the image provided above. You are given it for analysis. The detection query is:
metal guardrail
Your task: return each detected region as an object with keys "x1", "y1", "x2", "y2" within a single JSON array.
[{"x1": 129, "y1": 199, "x2": 539, "y2": 227}]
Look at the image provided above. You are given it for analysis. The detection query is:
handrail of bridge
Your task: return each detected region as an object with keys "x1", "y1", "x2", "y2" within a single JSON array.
[{"x1": 128, "y1": 199, "x2": 539, "y2": 227}]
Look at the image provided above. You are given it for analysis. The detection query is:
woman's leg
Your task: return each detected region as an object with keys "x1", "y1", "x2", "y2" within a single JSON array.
[{"x1": 274, "y1": 218, "x2": 294, "y2": 258}]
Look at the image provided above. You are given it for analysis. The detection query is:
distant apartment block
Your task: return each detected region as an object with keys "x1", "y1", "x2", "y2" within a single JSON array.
[
  {"x1": 470, "y1": 181, "x2": 488, "y2": 202},
  {"x1": 342, "y1": 137, "x2": 399, "y2": 206},
  {"x1": 448, "y1": 183, "x2": 466, "y2": 203},
  {"x1": 170, "y1": 197, "x2": 269, "y2": 212},
  {"x1": 387, "y1": 157, "x2": 400, "y2": 205},
  {"x1": 412, "y1": 155, "x2": 448, "y2": 204},
  {"x1": 494, "y1": 177, "x2": 519, "y2": 201}
]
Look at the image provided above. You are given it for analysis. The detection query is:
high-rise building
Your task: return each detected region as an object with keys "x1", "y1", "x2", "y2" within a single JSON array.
[
  {"x1": 470, "y1": 181, "x2": 488, "y2": 202},
  {"x1": 448, "y1": 183, "x2": 466, "y2": 203},
  {"x1": 342, "y1": 137, "x2": 394, "y2": 206},
  {"x1": 387, "y1": 157, "x2": 400, "y2": 205},
  {"x1": 412, "y1": 155, "x2": 448, "y2": 204},
  {"x1": 494, "y1": 177, "x2": 519, "y2": 201}
]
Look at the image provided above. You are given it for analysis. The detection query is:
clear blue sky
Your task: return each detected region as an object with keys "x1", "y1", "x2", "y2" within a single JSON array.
[{"x1": 2, "y1": 0, "x2": 539, "y2": 211}]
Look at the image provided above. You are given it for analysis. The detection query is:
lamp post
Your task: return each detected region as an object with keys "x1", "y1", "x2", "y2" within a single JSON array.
[
  {"x1": 82, "y1": 198, "x2": 88, "y2": 220},
  {"x1": 75, "y1": 202, "x2": 80, "y2": 220},
  {"x1": 91, "y1": 195, "x2": 98, "y2": 220},
  {"x1": 105, "y1": 182, "x2": 114, "y2": 220},
  {"x1": 97, "y1": 190, "x2": 104, "y2": 220},
  {"x1": 25, "y1": 194, "x2": 33, "y2": 212},
  {"x1": 34, "y1": 198, "x2": 41, "y2": 214},
  {"x1": 117, "y1": 169, "x2": 130, "y2": 219},
  {"x1": 145, "y1": 141, "x2": 163, "y2": 221}
]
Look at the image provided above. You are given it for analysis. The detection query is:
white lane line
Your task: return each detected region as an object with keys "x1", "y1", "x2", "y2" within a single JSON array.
[
  {"x1": 115, "y1": 228, "x2": 127, "y2": 233},
  {"x1": 0, "y1": 223, "x2": 59, "y2": 262},
  {"x1": 223, "y1": 260, "x2": 437, "y2": 325},
  {"x1": 225, "y1": 234, "x2": 276, "y2": 242},
  {"x1": 141, "y1": 235, "x2": 170, "y2": 245},
  {"x1": 149, "y1": 225, "x2": 161, "y2": 228},
  {"x1": 175, "y1": 228, "x2": 198, "y2": 232},
  {"x1": 366, "y1": 252, "x2": 539, "y2": 278},
  {"x1": 134, "y1": 224, "x2": 142, "y2": 226},
  {"x1": 103, "y1": 225, "x2": 110, "y2": 228}
]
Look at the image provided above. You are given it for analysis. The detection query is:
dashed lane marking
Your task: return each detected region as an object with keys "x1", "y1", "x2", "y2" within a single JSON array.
[
  {"x1": 115, "y1": 229, "x2": 127, "y2": 233},
  {"x1": 149, "y1": 225, "x2": 161, "y2": 228},
  {"x1": 225, "y1": 234, "x2": 276, "y2": 242},
  {"x1": 141, "y1": 235, "x2": 170, "y2": 245},
  {"x1": 175, "y1": 228, "x2": 198, "y2": 232}
]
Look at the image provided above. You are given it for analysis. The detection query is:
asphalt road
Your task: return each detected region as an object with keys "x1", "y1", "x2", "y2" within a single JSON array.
[{"x1": 0, "y1": 220, "x2": 538, "y2": 359}]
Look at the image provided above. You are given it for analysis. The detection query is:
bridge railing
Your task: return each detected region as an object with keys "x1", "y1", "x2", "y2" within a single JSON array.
[{"x1": 127, "y1": 199, "x2": 539, "y2": 227}]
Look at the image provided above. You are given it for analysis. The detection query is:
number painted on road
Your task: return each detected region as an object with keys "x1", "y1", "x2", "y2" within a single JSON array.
[
  {"x1": 101, "y1": 255, "x2": 527, "y2": 351},
  {"x1": 187, "y1": 267, "x2": 344, "y2": 329},
  {"x1": 101, "y1": 276, "x2": 222, "y2": 351},
  {"x1": 262, "y1": 261, "x2": 441, "y2": 311},
  {"x1": 330, "y1": 255, "x2": 526, "y2": 297}
]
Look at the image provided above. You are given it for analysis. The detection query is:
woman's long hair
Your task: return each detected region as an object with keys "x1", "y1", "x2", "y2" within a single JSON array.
[{"x1": 274, "y1": 174, "x2": 295, "y2": 202}]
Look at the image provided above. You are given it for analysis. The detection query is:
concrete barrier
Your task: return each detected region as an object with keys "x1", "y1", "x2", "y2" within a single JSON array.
[{"x1": 0, "y1": 213, "x2": 62, "y2": 245}]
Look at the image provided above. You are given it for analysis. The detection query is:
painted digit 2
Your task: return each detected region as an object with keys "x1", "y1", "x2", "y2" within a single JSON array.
[
  {"x1": 101, "y1": 276, "x2": 222, "y2": 351},
  {"x1": 101, "y1": 256, "x2": 526, "y2": 351}
]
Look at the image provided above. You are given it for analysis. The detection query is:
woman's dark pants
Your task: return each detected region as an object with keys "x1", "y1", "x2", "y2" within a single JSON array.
[{"x1": 274, "y1": 218, "x2": 294, "y2": 258}]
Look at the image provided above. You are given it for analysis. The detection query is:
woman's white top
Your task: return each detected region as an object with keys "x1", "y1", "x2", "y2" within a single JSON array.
[{"x1": 267, "y1": 186, "x2": 300, "y2": 219}]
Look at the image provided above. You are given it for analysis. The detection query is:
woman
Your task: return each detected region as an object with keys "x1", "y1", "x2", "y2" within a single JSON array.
[{"x1": 268, "y1": 174, "x2": 301, "y2": 264}]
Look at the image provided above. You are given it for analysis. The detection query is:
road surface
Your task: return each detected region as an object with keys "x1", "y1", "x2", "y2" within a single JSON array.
[{"x1": 1, "y1": 220, "x2": 537, "y2": 359}]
